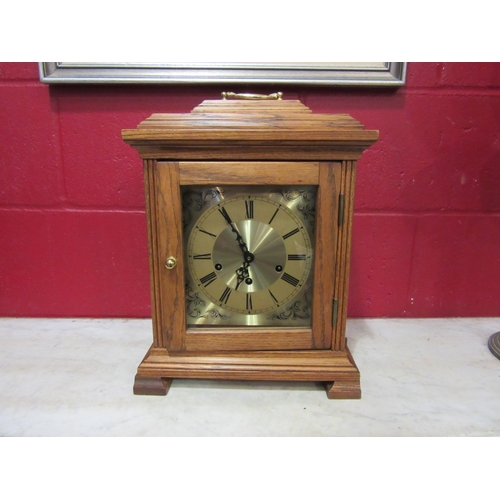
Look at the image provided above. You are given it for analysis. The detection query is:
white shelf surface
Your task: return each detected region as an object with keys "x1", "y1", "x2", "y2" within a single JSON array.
[{"x1": 1, "y1": 317, "x2": 499, "y2": 437}]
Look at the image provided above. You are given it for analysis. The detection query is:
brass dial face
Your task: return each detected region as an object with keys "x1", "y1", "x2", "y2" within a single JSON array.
[{"x1": 182, "y1": 186, "x2": 316, "y2": 327}]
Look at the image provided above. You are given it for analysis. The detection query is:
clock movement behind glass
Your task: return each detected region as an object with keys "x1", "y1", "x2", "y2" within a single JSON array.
[{"x1": 122, "y1": 93, "x2": 378, "y2": 399}]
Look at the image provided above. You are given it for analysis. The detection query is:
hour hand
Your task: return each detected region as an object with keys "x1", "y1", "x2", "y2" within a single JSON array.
[{"x1": 235, "y1": 261, "x2": 250, "y2": 290}]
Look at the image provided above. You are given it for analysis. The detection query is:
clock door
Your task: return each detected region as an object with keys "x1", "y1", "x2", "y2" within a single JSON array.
[{"x1": 153, "y1": 161, "x2": 341, "y2": 353}]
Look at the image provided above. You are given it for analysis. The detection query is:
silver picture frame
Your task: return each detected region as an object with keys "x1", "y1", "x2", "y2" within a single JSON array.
[{"x1": 39, "y1": 62, "x2": 406, "y2": 86}]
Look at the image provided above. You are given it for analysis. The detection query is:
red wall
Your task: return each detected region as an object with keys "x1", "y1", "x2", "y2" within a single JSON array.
[{"x1": 1, "y1": 62, "x2": 499, "y2": 318}]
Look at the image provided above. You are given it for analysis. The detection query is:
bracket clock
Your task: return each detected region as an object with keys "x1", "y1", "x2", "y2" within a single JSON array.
[{"x1": 122, "y1": 92, "x2": 378, "y2": 399}]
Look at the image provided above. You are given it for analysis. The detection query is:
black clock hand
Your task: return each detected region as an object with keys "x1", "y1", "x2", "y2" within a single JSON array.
[
  {"x1": 218, "y1": 206, "x2": 254, "y2": 261},
  {"x1": 232, "y1": 225, "x2": 250, "y2": 257},
  {"x1": 218, "y1": 206, "x2": 255, "y2": 290},
  {"x1": 235, "y1": 261, "x2": 250, "y2": 290},
  {"x1": 229, "y1": 223, "x2": 255, "y2": 268},
  {"x1": 232, "y1": 227, "x2": 255, "y2": 290}
]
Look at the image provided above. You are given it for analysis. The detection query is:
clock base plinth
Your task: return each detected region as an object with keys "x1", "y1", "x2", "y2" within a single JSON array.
[
  {"x1": 133, "y1": 344, "x2": 361, "y2": 399},
  {"x1": 133, "y1": 375, "x2": 172, "y2": 396}
]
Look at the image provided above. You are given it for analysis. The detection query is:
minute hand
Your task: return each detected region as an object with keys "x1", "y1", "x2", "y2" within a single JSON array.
[
  {"x1": 218, "y1": 207, "x2": 252, "y2": 259},
  {"x1": 232, "y1": 224, "x2": 251, "y2": 257}
]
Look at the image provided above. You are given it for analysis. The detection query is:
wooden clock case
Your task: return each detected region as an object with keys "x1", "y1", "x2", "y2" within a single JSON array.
[{"x1": 122, "y1": 95, "x2": 378, "y2": 399}]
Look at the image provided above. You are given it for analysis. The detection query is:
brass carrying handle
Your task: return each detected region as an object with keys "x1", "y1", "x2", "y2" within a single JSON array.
[{"x1": 221, "y1": 92, "x2": 283, "y2": 100}]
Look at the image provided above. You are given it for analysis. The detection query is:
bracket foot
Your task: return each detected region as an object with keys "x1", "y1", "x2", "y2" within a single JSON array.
[
  {"x1": 325, "y1": 381, "x2": 361, "y2": 399},
  {"x1": 133, "y1": 375, "x2": 172, "y2": 396}
]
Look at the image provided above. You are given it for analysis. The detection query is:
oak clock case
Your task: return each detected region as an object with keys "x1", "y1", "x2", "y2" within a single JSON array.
[{"x1": 121, "y1": 94, "x2": 379, "y2": 400}]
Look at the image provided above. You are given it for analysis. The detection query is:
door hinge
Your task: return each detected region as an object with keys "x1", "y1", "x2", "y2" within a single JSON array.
[
  {"x1": 332, "y1": 298, "x2": 339, "y2": 327},
  {"x1": 338, "y1": 194, "x2": 345, "y2": 226}
]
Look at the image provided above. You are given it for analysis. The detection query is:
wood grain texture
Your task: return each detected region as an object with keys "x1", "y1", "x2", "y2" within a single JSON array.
[
  {"x1": 179, "y1": 161, "x2": 319, "y2": 185},
  {"x1": 332, "y1": 161, "x2": 357, "y2": 351},
  {"x1": 135, "y1": 345, "x2": 360, "y2": 383},
  {"x1": 133, "y1": 375, "x2": 172, "y2": 396},
  {"x1": 185, "y1": 328, "x2": 313, "y2": 352},
  {"x1": 325, "y1": 381, "x2": 361, "y2": 399},
  {"x1": 122, "y1": 99, "x2": 378, "y2": 161},
  {"x1": 124, "y1": 144, "x2": 373, "y2": 161},
  {"x1": 325, "y1": 342, "x2": 361, "y2": 397},
  {"x1": 332, "y1": 162, "x2": 347, "y2": 351},
  {"x1": 124, "y1": 97, "x2": 378, "y2": 398},
  {"x1": 140, "y1": 116, "x2": 364, "y2": 129},
  {"x1": 311, "y1": 162, "x2": 340, "y2": 348},
  {"x1": 329, "y1": 162, "x2": 343, "y2": 348},
  {"x1": 341, "y1": 162, "x2": 358, "y2": 351},
  {"x1": 143, "y1": 159, "x2": 163, "y2": 347},
  {"x1": 123, "y1": 129, "x2": 378, "y2": 142},
  {"x1": 155, "y1": 162, "x2": 186, "y2": 351}
]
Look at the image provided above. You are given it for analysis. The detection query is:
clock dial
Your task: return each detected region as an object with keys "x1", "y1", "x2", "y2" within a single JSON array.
[{"x1": 182, "y1": 186, "x2": 316, "y2": 327}]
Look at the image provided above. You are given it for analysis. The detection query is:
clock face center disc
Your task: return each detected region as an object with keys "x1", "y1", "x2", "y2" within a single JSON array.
[{"x1": 213, "y1": 220, "x2": 286, "y2": 292}]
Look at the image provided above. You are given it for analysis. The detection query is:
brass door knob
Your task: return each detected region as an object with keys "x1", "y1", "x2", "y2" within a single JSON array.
[{"x1": 165, "y1": 256, "x2": 178, "y2": 270}]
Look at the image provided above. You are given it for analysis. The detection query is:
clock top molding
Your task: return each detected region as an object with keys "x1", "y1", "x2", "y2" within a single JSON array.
[{"x1": 121, "y1": 95, "x2": 379, "y2": 160}]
